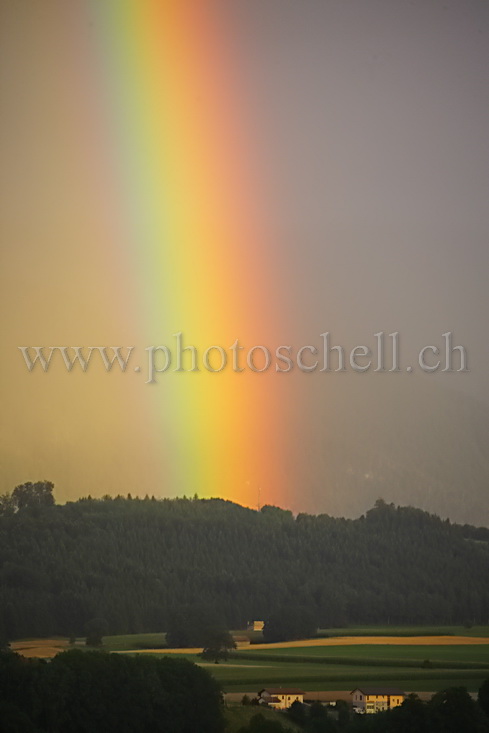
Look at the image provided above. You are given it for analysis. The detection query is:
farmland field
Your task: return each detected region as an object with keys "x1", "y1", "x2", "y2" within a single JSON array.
[
  {"x1": 87, "y1": 648, "x2": 487, "y2": 693},
  {"x1": 245, "y1": 635, "x2": 489, "y2": 649},
  {"x1": 176, "y1": 629, "x2": 486, "y2": 693},
  {"x1": 192, "y1": 659, "x2": 488, "y2": 692},
  {"x1": 10, "y1": 638, "x2": 69, "y2": 658},
  {"x1": 120, "y1": 653, "x2": 488, "y2": 693},
  {"x1": 317, "y1": 625, "x2": 489, "y2": 638},
  {"x1": 108, "y1": 627, "x2": 489, "y2": 694},
  {"x1": 102, "y1": 633, "x2": 167, "y2": 652},
  {"x1": 240, "y1": 642, "x2": 489, "y2": 665},
  {"x1": 246, "y1": 642, "x2": 489, "y2": 666},
  {"x1": 10, "y1": 626, "x2": 489, "y2": 694}
]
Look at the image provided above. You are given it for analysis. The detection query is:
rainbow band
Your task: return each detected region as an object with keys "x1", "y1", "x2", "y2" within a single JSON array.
[{"x1": 85, "y1": 0, "x2": 290, "y2": 506}]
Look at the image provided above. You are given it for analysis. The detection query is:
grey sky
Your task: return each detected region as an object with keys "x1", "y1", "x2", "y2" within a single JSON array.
[{"x1": 1, "y1": 0, "x2": 488, "y2": 521}]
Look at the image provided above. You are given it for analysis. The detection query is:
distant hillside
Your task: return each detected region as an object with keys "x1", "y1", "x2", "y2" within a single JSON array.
[
  {"x1": 2, "y1": 375, "x2": 488, "y2": 526},
  {"x1": 0, "y1": 496, "x2": 488, "y2": 639},
  {"x1": 294, "y1": 374, "x2": 489, "y2": 525}
]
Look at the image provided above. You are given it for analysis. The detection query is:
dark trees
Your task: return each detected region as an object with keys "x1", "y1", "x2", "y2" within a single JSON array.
[
  {"x1": 362, "y1": 687, "x2": 489, "y2": 733},
  {"x1": 263, "y1": 606, "x2": 317, "y2": 643},
  {"x1": 200, "y1": 629, "x2": 236, "y2": 663},
  {"x1": 480, "y1": 679, "x2": 489, "y2": 718},
  {"x1": 85, "y1": 618, "x2": 108, "y2": 647},
  {"x1": 287, "y1": 700, "x2": 306, "y2": 725},
  {"x1": 166, "y1": 605, "x2": 229, "y2": 649},
  {"x1": 12, "y1": 481, "x2": 55, "y2": 511},
  {"x1": 0, "y1": 649, "x2": 224, "y2": 733},
  {"x1": 0, "y1": 495, "x2": 488, "y2": 639},
  {"x1": 429, "y1": 686, "x2": 480, "y2": 733},
  {"x1": 237, "y1": 713, "x2": 286, "y2": 732}
]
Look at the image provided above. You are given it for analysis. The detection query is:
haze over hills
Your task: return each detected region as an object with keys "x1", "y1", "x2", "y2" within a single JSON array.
[
  {"x1": 1, "y1": 0, "x2": 489, "y2": 559},
  {"x1": 295, "y1": 373, "x2": 489, "y2": 525},
  {"x1": 1, "y1": 373, "x2": 488, "y2": 525}
]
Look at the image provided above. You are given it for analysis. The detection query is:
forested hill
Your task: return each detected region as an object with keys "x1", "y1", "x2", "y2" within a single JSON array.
[{"x1": 1, "y1": 494, "x2": 488, "y2": 640}]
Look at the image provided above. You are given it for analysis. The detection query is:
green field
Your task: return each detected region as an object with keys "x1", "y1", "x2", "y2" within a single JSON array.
[
  {"x1": 97, "y1": 627, "x2": 489, "y2": 695},
  {"x1": 105, "y1": 648, "x2": 489, "y2": 694},
  {"x1": 198, "y1": 661, "x2": 488, "y2": 692},
  {"x1": 99, "y1": 625, "x2": 489, "y2": 653},
  {"x1": 240, "y1": 644, "x2": 489, "y2": 666},
  {"x1": 102, "y1": 633, "x2": 167, "y2": 652},
  {"x1": 317, "y1": 625, "x2": 489, "y2": 638},
  {"x1": 121, "y1": 654, "x2": 488, "y2": 693}
]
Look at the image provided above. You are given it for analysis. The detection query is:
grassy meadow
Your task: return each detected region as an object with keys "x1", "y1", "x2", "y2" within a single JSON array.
[
  {"x1": 317, "y1": 625, "x2": 489, "y2": 638},
  {"x1": 105, "y1": 627, "x2": 489, "y2": 694},
  {"x1": 236, "y1": 643, "x2": 489, "y2": 666},
  {"x1": 10, "y1": 626, "x2": 489, "y2": 694}
]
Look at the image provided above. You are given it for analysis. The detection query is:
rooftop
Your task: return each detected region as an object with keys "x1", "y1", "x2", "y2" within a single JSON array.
[{"x1": 351, "y1": 687, "x2": 405, "y2": 696}]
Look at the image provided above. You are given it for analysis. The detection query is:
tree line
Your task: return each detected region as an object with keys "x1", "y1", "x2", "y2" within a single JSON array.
[
  {"x1": 0, "y1": 649, "x2": 223, "y2": 732},
  {"x1": 0, "y1": 484, "x2": 488, "y2": 640}
]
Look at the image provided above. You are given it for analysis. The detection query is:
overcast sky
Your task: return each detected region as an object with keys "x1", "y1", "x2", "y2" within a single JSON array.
[{"x1": 1, "y1": 0, "x2": 488, "y2": 519}]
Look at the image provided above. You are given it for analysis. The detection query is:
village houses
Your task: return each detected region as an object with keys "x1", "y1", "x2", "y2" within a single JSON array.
[{"x1": 351, "y1": 686, "x2": 405, "y2": 713}]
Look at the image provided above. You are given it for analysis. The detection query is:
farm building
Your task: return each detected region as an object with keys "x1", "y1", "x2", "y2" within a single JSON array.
[
  {"x1": 248, "y1": 620, "x2": 264, "y2": 631},
  {"x1": 258, "y1": 688, "x2": 304, "y2": 710},
  {"x1": 351, "y1": 687, "x2": 405, "y2": 714}
]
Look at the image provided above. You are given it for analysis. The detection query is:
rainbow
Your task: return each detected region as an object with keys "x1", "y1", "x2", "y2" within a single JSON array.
[{"x1": 79, "y1": 0, "x2": 293, "y2": 507}]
